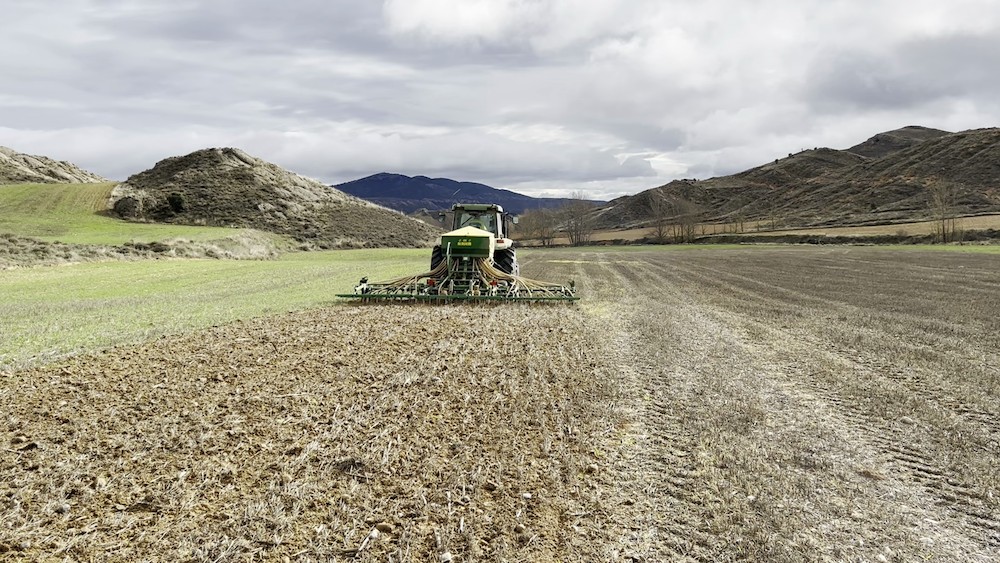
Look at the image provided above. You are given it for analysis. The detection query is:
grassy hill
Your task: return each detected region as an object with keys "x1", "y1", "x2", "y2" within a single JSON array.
[
  {"x1": 0, "y1": 182, "x2": 297, "y2": 268},
  {"x1": 1, "y1": 145, "x2": 440, "y2": 250},
  {"x1": 0, "y1": 182, "x2": 248, "y2": 245}
]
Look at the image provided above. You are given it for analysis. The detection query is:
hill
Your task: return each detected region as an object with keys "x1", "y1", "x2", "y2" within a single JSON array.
[
  {"x1": 0, "y1": 146, "x2": 108, "y2": 184},
  {"x1": 336, "y1": 172, "x2": 603, "y2": 214},
  {"x1": 845, "y1": 125, "x2": 950, "y2": 159},
  {"x1": 593, "y1": 127, "x2": 1000, "y2": 231},
  {"x1": 111, "y1": 148, "x2": 440, "y2": 248}
]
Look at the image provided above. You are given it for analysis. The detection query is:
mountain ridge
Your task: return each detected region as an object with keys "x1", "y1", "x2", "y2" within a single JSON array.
[{"x1": 336, "y1": 172, "x2": 604, "y2": 214}]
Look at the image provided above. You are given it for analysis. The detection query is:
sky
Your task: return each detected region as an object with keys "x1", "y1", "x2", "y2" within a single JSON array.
[{"x1": 3, "y1": 0, "x2": 999, "y2": 200}]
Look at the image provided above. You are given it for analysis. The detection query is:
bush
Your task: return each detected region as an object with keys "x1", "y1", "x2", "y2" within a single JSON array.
[
  {"x1": 113, "y1": 197, "x2": 142, "y2": 218},
  {"x1": 167, "y1": 193, "x2": 187, "y2": 214}
]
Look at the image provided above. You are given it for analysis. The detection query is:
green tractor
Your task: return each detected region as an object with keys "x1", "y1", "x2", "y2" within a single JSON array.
[
  {"x1": 431, "y1": 203, "x2": 519, "y2": 277},
  {"x1": 338, "y1": 203, "x2": 576, "y2": 302}
]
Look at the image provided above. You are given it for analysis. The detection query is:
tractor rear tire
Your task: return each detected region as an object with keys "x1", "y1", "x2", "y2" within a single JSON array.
[
  {"x1": 430, "y1": 245, "x2": 443, "y2": 272},
  {"x1": 494, "y1": 248, "x2": 519, "y2": 276}
]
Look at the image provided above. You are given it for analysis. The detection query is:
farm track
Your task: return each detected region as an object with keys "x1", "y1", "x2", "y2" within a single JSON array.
[{"x1": 3, "y1": 246, "x2": 1000, "y2": 561}]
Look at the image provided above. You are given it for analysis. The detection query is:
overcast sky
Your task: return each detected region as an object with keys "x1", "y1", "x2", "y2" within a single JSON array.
[{"x1": 3, "y1": 0, "x2": 999, "y2": 199}]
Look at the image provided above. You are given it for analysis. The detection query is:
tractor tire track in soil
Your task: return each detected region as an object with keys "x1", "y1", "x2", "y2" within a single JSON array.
[{"x1": 577, "y1": 259, "x2": 720, "y2": 561}]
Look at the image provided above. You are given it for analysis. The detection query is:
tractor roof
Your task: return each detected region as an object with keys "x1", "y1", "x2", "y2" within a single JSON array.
[{"x1": 451, "y1": 203, "x2": 504, "y2": 213}]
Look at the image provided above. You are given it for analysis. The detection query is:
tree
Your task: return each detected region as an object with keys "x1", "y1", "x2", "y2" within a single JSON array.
[
  {"x1": 649, "y1": 193, "x2": 672, "y2": 244},
  {"x1": 732, "y1": 213, "x2": 745, "y2": 234},
  {"x1": 928, "y1": 180, "x2": 961, "y2": 243},
  {"x1": 517, "y1": 208, "x2": 558, "y2": 246},
  {"x1": 561, "y1": 191, "x2": 596, "y2": 246},
  {"x1": 669, "y1": 200, "x2": 698, "y2": 243}
]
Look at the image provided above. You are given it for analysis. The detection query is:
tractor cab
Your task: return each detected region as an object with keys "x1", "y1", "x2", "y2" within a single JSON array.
[{"x1": 441, "y1": 203, "x2": 516, "y2": 239}]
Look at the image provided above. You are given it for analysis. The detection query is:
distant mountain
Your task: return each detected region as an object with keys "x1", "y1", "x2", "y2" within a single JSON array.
[
  {"x1": 111, "y1": 148, "x2": 439, "y2": 248},
  {"x1": 0, "y1": 146, "x2": 109, "y2": 184},
  {"x1": 335, "y1": 173, "x2": 603, "y2": 214},
  {"x1": 593, "y1": 126, "x2": 1000, "y2": 231}
]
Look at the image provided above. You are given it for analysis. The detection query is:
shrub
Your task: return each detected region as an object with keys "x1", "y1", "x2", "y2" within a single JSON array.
[{"x1": 167, "y1": 193, "x2": 187, "y2": 214}]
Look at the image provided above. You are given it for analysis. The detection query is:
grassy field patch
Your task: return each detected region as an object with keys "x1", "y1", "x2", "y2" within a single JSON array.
[{"x1": 0, "y1": 248, "x2": 426, "y2": 370}]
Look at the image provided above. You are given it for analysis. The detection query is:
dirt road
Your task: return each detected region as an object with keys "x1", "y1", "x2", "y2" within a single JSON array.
[{"x1": 3, "y1": 247, "x2": 999, "y2": 561}]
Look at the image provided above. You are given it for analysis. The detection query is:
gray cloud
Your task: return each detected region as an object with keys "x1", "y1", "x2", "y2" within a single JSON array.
[
  {"x1": 805, "y1": 32, "x2": 1000, "y2": 113},
  {"x1": 3, "y1": 0, "x2": 999, "y2": 198}
]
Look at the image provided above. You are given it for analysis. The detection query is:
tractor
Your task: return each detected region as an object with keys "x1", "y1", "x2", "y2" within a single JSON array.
[
  {"x1": 338, "y1": 203, "x2": 576, "y2": 302},
  {"x1": 431, "y1": 203, "x2": 519, "y2": 276}
]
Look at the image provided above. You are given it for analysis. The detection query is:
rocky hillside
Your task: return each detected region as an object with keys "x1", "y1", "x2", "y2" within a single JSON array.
[
  {"x1": 336, "y1": 173, "x2": 603, "y2": 214},
  {"x1": 594, "y1": 127, "x2": 1000, "y2": 230},
  {"x1": 845, "y1": 125, "x2": 950, "y2": 159},
  {"x1": 112, "y1": 148, "x2": 439, "y2": 248},
  {"x1": 0, "y1": 146, "x2": 109, "y2": 184}
]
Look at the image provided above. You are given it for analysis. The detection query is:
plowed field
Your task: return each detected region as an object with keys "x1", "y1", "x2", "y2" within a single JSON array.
[{"x1": 3, "y1": 247, "x2": 1000, "y2": 561}]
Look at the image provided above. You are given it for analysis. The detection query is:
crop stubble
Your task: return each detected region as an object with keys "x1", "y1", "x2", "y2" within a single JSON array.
[
  {"x1": 3, "y1": 246, "x2": 1000, "y2": 561},
  {"x1": 535, "y1": 247, "x2": 1000, "y2": 561},
  {"x1": 1, "y1": 304, "x2": 626, "y2": 561}
]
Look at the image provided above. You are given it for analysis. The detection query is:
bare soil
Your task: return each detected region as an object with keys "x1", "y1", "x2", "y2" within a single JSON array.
[{"x1": 3, "y1": 247, "x2": 1000, "y2": 561}]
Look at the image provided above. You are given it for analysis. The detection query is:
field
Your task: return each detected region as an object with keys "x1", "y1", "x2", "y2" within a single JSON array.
[{"x1": 3, "y1": 246, "x2": 1000, "y2": 561}]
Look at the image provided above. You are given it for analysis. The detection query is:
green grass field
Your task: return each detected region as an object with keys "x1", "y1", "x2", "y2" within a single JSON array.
[
  {"x1": 899, "y1": 243, "x2": 1000, "y2": 253},
  {"x1": 0, "y1": 249, "x2": 427, "y2": 371},
  {"x1": 0, "y1": 182, "x2": 251, "y2": 244}
]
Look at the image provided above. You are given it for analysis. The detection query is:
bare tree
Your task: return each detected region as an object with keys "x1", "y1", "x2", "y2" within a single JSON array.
[
  {"x1": 517, "y1": 208, "x2": 558, "y2": 246},
  {"x1": 649, "y1": 194, "x2": 672, "y2": 244},
  {"x1": 561, "y1": 191, "x2": 596, "y2": 246},
  {"x1": 928, "y1": 180, "x2": 961, "y2": 243},
  {"x1": 733, "y1": 213, "x2": 746, "y2": 234},
  {"x1": 648, "y1": 196, "x2": 701, "y2": 243},
  {"x1": 669, "y1": 200, "x2": 698, "y2": 243}
]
